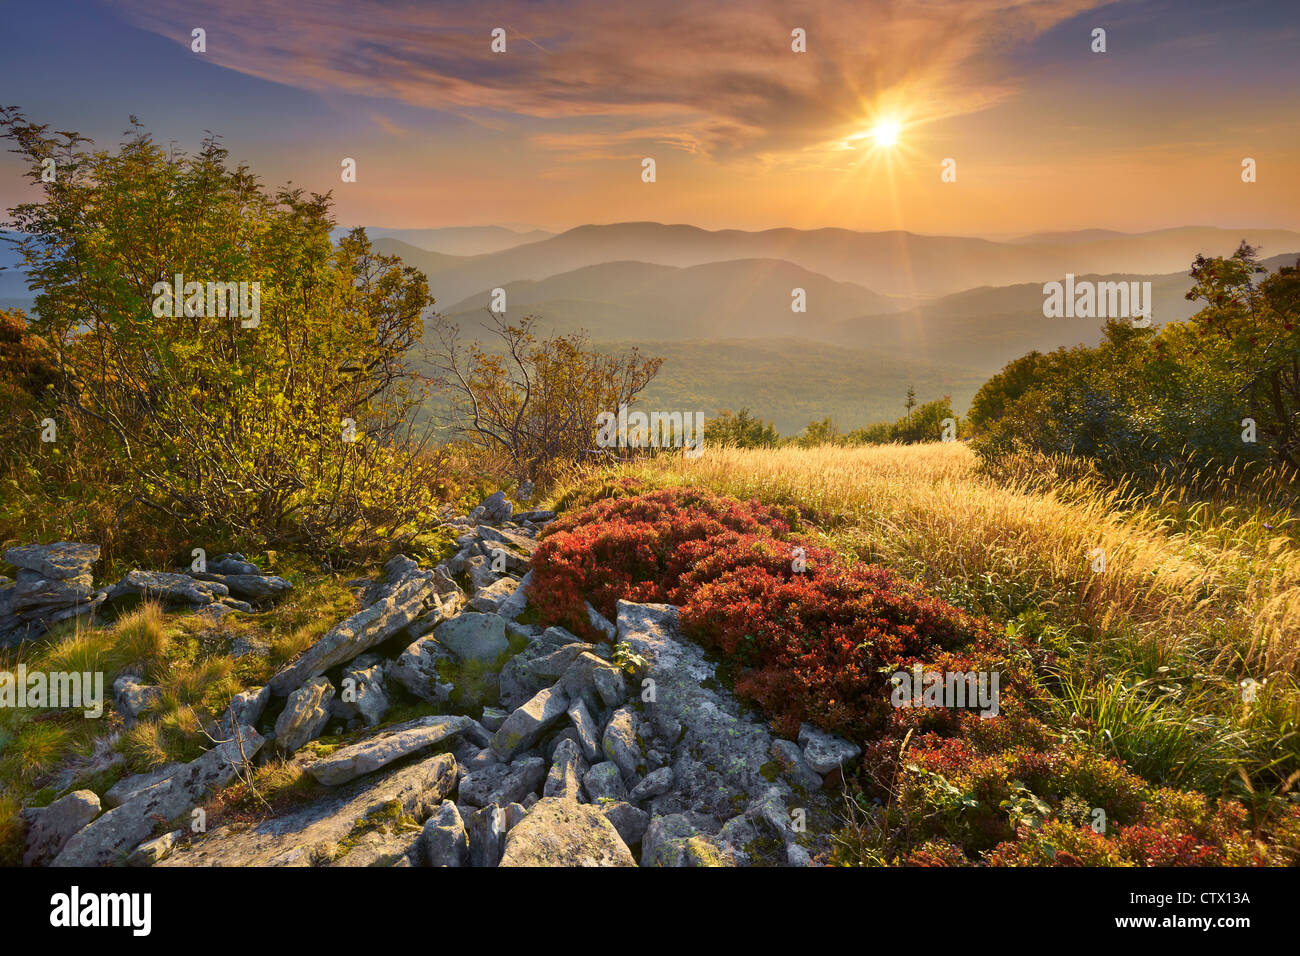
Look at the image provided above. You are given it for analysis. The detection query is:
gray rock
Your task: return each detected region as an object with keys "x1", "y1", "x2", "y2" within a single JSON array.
[
  {"x1": 602, "y1": 706, "x2": 643, "y2": 781},
  {"x1": 306, "y1": 716, "x2": 471, "y2": 786},
  {"x1": 191, "y1": 572, "x2": 292, "y2": 604},
  {"x1": 629, "y1": 766, "x2": 674, "y2": 803},
  {"x1": 110, "y1": 569, "x2": 228, "y2": 606},
  {"x1": 268, "y1": 565, "x2": 436, "y2": 694},
  {"x1": 22, "y1": 790, "x2": 101, "y2": 866},
  {"x1": 494, "y1": 570, "x2": 532, "y2": 620},
  {"x1": 208, "y1": 554, "x2": 261, "y2": 575},
  {"x1": 128, "y1": 829, "x2": 181, "y2": 866},
  {"x1": 567, "y1": 698, "x2": 603, "y2": 763},
  {"x1": 113, "y1": 674, "x2": 163, "y2": 721},
  {"x1": 641, "y1": 814, "x2": 734, "y2": 867},
  {"x1": 475, "y1": 491, "x2": 513, "y2": 525},
  {"x1": 468, "y1": 805, "x2": 508, "y2": 867},
  {"x1": 491, "y1": 686, "x2": 569, "y2": 760},
  {"x1": 467, "y1": 577, "x2": 518, "y2": 614},
  {"x1": 770, "y1": 738, "x2": 825, "y2": 790},
  {"x1": 544, "y1": 738, "x2": 588, "y2": 801},
  {"x1": 798, "y1": 722, "x2": 862, "y2": 774},
  {"x1": 499, "y1": 797, "x2": 636, "y2": 867},
  {"x1": 585, "y1": 602, "x2": 617, "y2": 640},
  {"x1": 460, "y1": 756, "x2": 546, "y2": 807},
  {"x1": 3, "y1": 542, "x2": 99, "y2": 580},
  {"x1": 53, "y1": 727, "x2": 265, "y2": 867},
  {"x1": 419, "y1": 802, "x2": 469, "y2": 867},
  {"x1": 387, "y1": 636, "x2": 456, "y2": 703},
  {"x1": 157, "y1": 751, "x2": 453, "y2": 866},
  {"x1": 583, "y1": 762, "x2": 628, "y2": 803},
  {"x1": 476, "y1": 524, "x2": 539, "y2": 557},
  {"x1": 333, "y1": 661, "x2": 389, "y2": 727},
  {"x1": 601, "y1": 801, "x2": 650, "y2": 846},
  {"x1": 104, "y1": 763, "x2": 184, "y2": 808},
  {"x1": 433, "y1": 612, "x2": 510, "y2": 664},
  {"x1": 216, "y1": 686, "x2": 271, "y2": 739},
  {"x1": 558, "y1": 651, "x2": 626, "y2": 713},
  {"x1": 479, "y1": 706, "x2": 508, "y2": 732},
  {"x1": 274, "y1": 677, "x2": 335, "y2": 755}
]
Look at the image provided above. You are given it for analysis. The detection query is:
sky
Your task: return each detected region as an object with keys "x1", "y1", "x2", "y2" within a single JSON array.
[{"x1": 1, "y1": 0, "x2": 1297, "y2": 236}]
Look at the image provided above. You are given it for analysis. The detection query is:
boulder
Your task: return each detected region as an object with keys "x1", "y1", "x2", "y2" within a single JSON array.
[
  {"x1": 113, "y1": 674, "x2": 163, "y2": 721},
  {"x1": 191, "y1": 572, "x2": 292, "y2": 604},
  {"x1": 473, "y1": 491, "x2": 513, "y2": 525},
  {"x1": 602, "y1": 706, "x2": 643, "y2": 781},
  {"x1": 333, "y1": 660, "x2": 389, "y2": 727},
  {"x1": 3, "y1": 542, "x2": 99, "y2": 581},
  {"x1": 128, "y1": 829, "x2": 181, "y2": 867},
  {"x1": 432, "y1": 612, "x2": 510, "y2": 664},
  {"x1": 467, "y1": 577, "x2": 518, "y2": 614},
  {"x1": 642, "y1": 814, "x2": 734, "y2": 867},
  {"x1": 267, "y1": 566, "x2": 436, "y2": 694},
  {"x1": 498, "y1": 797, "x2": 636, "y2": 867},
  {"x1": 419, "y1": 802, "x2": 469, "y2": 867},
  {"x1": 798, "y1": 722, "x2": 862, "y2": 774},
  {"x1": 601, "y1": 801, "x2": 650, "y2": 846},
  {"x1": 583, "y1": 762, "x2": 627, "y2": 803},
  {"x1": 110, "y1": 569, "x2": 228, "y2": 606},
  {"x1": 770, "y1": 738, "x2": 825, "y2": 790},
  {"x1": 494, "y1": 570, "x2": 532, "y2": 620},
  {"x1": 491, "y1": 686, "x2": 569, "y2": 760},
  {"x1": 459, "y1": 756, "x2": 545, "y2": 807},
  {"x1": 53, "y1": 727, "x2": 265, "y2": 867},
  {"x1": 543, "y1": 738, "x2": 588, "y2": 801},
  {"x1": 387, "y1": 636, "x2": 456, "y2": 703},
  {"x1": 274, "y1": 677, "x2": 335, "y2": 755},
  {"x1": 305, "y1": 716, "x2": 471, "y2": 786},
  {"x1": 468, "y1": 805, "x2": 508, "y2": 867},
  {"x1": 104, "y1": 763, "x2": 184, "y2": 808},
  {"x1": 158, "y1": 751, "x2": 453, "y2": 866},
  {"x1": 22, "y1": 790, "x2": 101, "y2": 866},
  {"x1": 629, "y1": 766, "x2": 674, "y2": 803},
  {"x1": 566, "y1": 698, "x2": 603, "y2": 763}
]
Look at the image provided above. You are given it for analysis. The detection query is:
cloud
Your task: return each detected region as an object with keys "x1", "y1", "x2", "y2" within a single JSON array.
[{"x1": 110, "y1": 0, "x2": 1105, "y2": 163}]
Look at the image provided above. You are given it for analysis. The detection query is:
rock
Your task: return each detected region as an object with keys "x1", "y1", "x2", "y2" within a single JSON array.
[
  {"x1": 468, "y1": 805, "x2": 508, "y2": 867},
  {"x1": 387, "y1": 636, "x2": 456, "y2": 703},
  {"x1": 467, "y1": 577, "x2": 518, "y2": 614},
  {"x1": 128, "y1": 829, "x2": 181, "y2": 866},
  {"x1": 460, "y1": 756, "x2": 546, "y2": 807},
  {"x1": 53, "y1": 727, "x2": 265, "y2": 867},
  {"x1": 328, "y1": 826, "x2": 421, "y2": 867},
  {"x1": 158, "y1": 751, "x2": 452, "y2": 866},
  {"x1": 3, "y1": 542, "x2": 99, "y2": 580},
  {"x1": 602, "y1": 706, "x2": 643, "y2": 781},
  {"x1": 558, "y1": 651, "x2": 626, "y2": 712},
  {"x1": 333, "y1": 661, "x2": 389, "y2": 727},
  {"x1": 466, "y1": 557, "x2": 500, "y2": 592},
  {"x1": 615, "y1": 601, "x2": 792, "y2": 821},
  {"x1": 524, "y1": 640, "x2": 589, "y2": 681},
  {"x1": 601, "y1": 802, "x2": 650, "y2": 846},
  {"x1": 268, "y1": 566, "x2": 436, "y2": 694},
  {"x1": 10, "y1": 568, "x2": 94, "y2": 611},
  {"x1": 419, "y1": 802, "x2": 469, "y2": 867},
  {"x1": 274, "y1": 677, "x2": 335, "y2": 755},
  {"x1": 22, "y1": 790, "x2": 101, "y2": 866},
  {"x1": 513, "y1": 510, "x2": 555, "y2": 523},
  {"x1": 584, "y1": 762, "x2": 628, "y2": 803},
  {"x1": 495, "y1": 570, "x2": 532, "y2": 620},
  {"x1": 770, "y1": 738, "x2": 824, "y2": 790},
  {"x1": 475, "y1": 491, "x2": 513, "y2": 525},
  {"x1": 110, "y1": 569, "x2": 228, "y2": 606},
  {"x1": 216, "y1": 685, "x2": 272, "y2": 739},
  {"x1": 515, "y1": 480, "x2": 535, "y2": 502},
  {"x1": 306, "y1": 717, "x2": 470, "y2": 786},
  {"x1": 544, "y1": 738, "x2": 588, "y2": 801},
  {"x1": 479, "y1": 706, "x2": 508, "y2": 732},
  {"x1": 476, "y1": 524, "x2": 539, "y2": 557},
  {"x1": 503, "y1": 802, "x2": 529, "y2": 830},
  {"x1": 491, "y1": 686, "x2": 569, "y2": 760},
  {"x1": 642, "y1": 814, "x2": 734, "y2": 867},
  {"x1": 104, "y1": 763, "x2": 184, "y2": 808},
  {"x1": 191, "y1": 572, "x2": 292, "y2": 604},
  {"x1": 207, "y1": 553, "x2": 261, "y2": 575},
  {"x1": 566, "y1": 698, "x2": 603, "y2": 763},
  {"x1": 498, "y1": 797, "x2": 635, "y2": 867},
  {"x1": 585, "y1": 602, "x2": 617, "y2": 640},
  {"x1": 432, "y1": 612, "x2": 510, "y2": 664},
  {"x1": 113, "y1": 674, "x2": 162, "y2": 721},
  {"x1": 798, "y1": 723, "x2": 862, "y2": 774},
  {"x1": 629, "y1": 766, "x2": 674, "y2": 803}
]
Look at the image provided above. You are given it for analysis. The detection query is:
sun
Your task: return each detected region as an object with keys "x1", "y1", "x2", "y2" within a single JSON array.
[{"x1": 870, "y1": 119, "x2": 903, "y2": 148}]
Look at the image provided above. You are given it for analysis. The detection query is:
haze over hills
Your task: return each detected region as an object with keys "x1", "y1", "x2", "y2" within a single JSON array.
[
  {"x1": 330, "y1": 225, "x2": 553, "y2": 256},
  {"x1": 376, "y1": 222, "x2": 1300, "y2": 302}
]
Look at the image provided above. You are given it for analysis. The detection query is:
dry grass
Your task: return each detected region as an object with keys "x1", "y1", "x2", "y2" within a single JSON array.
[{"x1": 564, "y1": 442, "x2": 1299, "y2": 682}]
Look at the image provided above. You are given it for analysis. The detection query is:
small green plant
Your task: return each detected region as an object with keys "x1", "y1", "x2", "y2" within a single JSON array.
[{"x1": 610, "y1": 642, "x2": 648, "y2": 676}]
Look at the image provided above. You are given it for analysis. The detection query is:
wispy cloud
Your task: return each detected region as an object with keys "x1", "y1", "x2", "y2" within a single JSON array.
[{"x1": 109, "y1": 0, "x2": 1105, "y2": 164}]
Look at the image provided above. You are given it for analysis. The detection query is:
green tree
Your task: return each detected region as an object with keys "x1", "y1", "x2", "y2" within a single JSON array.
[
  {"x1": 1, "y1": 109, "x2": 443, "y2": 548},
  {"x1": 703, "y1": 408, "x2": 780, "y2": 448}
]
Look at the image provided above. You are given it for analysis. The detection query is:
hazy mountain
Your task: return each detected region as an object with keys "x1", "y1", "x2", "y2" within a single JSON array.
[
  {"x1": 332, "y1": 225, "x2": 553, "y2": 256},
  {"x1": 378, "y1": 222, "x2": 1300, "y2": 302},
  {"x1": 441, "y1": 258, "x2": 909, "y2": 340}
]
